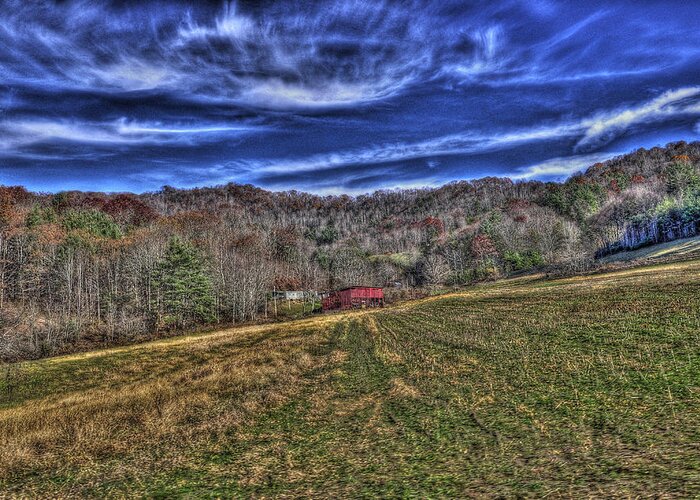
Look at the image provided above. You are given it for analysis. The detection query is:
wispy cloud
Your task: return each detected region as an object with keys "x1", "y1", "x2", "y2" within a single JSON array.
[
  {"x1": 115, "y1": 119, "x2": 258, "y2": 136},
  {"x1": 576, "y1": 87, "x2": 700, "y2": 151},
  {"x1": 512, "y1": 152, "x2": 621, "y2": 180},
  {"x1": 2, "y1": 0, "x2": 697, "y2": 112},
  {"x1": 0, "y1": 0, "x2": 440, "y2": 110},
  {"x1": 0, "y1": 118, "x2": 260, "y2": 153},
  {"x1": 238, "y1": 87, "x2": 700, "y2": 178},
  {"x1": 441, "y1": 25, "x2": 509, "y2": 81},
  {"x1": 310, "y1": 178, "x2": 444, "y2": 196},
  {"x1": 171, "y1": 0, "x2": 436, "y2": 109}
]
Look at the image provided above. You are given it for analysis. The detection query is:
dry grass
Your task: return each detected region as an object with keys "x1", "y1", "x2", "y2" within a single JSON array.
[
  {"x1": 599, "y1": 234, "x2": 700, "y2": 263},
  {"x1": 0, "y1": 318, "x2": 341, "y2": 497},
  {"x1": 1, "y1": 260, "x2": 699, "y2": 497}
]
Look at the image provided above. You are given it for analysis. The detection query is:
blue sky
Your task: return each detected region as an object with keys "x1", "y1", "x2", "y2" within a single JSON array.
[{"x1": 0, "y1": 0, "x2": 699, "y2": 194}]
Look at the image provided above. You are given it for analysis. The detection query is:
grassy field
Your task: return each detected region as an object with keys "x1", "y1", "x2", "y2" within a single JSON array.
[
  {"x1": 599, "y1": 235, "x2": 700, "y2": 263},
  {"x1": 1, "y1": 260, "x2": 699, "y2": 497}
]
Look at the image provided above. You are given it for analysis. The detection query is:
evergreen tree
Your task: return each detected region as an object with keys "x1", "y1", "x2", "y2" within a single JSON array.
[
  {"x1": 152, "y1": 237, "x2": 215, "y2": 329},
  {"x1": 62, "y1": 209, "x2": 122, "y2": 239}
]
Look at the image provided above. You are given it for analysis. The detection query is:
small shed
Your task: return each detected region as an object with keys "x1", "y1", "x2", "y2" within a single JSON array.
[
  {"x1": 272, "y1": 290, "x2": 313, "y2": 301},
  {"x1": 322, "y1": 286, "x2": 384, "y2": 311}
]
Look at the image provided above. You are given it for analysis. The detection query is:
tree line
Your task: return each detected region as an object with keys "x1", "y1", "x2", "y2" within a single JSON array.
[{"x1": 1, "y1": 141, "x2": 698, "y2": 361}]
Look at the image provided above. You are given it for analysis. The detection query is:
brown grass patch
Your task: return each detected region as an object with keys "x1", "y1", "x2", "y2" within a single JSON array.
[{"x1": 389, "y1": 377, "x2": 421, "y2": 399}]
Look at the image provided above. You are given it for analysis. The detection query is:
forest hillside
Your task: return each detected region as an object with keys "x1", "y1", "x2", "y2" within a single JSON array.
[{"x1": 1, "y1": 141, "x2": 699, "y2": 360}]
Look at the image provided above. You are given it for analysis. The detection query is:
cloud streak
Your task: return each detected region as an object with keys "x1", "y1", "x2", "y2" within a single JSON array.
[
  {"x1": 239, "y1": 87, "x2": 700, "y2": 179},
  {"x1": 577, "y1": 87, "x2": 700, "y2": 150},
  {"x1": 0, "y1": 118, "x2": 261, "y2": 154},
  {"x1": 512, "y1": 152, "x2": 622, "y2": 180}
]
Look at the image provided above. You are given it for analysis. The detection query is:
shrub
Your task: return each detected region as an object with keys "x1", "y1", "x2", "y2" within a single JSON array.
[{"x1": 503, "y1": 250, "x2": 545, "y2": 273}]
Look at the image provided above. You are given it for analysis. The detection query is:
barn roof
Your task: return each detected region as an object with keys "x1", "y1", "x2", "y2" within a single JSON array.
[{"x1": 337, "y1": 286, "x2": 383, "y2": 291}]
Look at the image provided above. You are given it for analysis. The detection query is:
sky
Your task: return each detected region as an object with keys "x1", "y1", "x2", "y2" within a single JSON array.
[{"x1": 0, "y1": 0, "x2": 699, "y2": 194}]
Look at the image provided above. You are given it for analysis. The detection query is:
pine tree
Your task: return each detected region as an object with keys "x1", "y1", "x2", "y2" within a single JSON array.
[{"x1": 152, "y1": 237, "x2": 215, "y2": 329}]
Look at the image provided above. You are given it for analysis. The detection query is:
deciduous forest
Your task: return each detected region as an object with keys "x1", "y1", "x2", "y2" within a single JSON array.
[{"x1": 1, "y1": 141, "x2": 699, "y2": 361}]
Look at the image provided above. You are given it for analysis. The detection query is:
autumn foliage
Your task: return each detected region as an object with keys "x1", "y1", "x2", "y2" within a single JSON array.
[{"x1": 0, "y1": 141, "x2": 699, "y2": 361}]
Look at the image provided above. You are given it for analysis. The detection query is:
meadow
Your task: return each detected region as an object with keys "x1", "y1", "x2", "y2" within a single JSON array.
[{"x1": 1, "y1": 259, "x2": 699, "y2": 497}]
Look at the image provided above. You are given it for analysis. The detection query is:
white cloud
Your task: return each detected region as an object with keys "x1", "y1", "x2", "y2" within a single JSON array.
[
  {"x1": 4, "y1": 85, "x2": 697, "y2": 178},
  {"x1": 2, "y1": 0, "x2": 699, "y2": 114},
  {"x1": 235, "y1": 77, "x2": 412, "y2": 110},
  {"x1": 0, "y1": 118, "x2": 261, "y2": 152},
  {"x1": 577, "y1": 86, "x2": 700, "y2": 150},
  {"x1": 0, "y1": 0, "x2": 478, "y2": 110},
  {"x1": 1, "y1": 120, "x2": 140, "y2": 148},
  {"x1": 177, "y1": 3, "x2": 255, "y2": 41},
  {"x1": 153, "y1": 0, "x2": 435, "y2": 109},
  {"x1": 512, "y1": 152, "x2": 621, "y2": 180},
  {"x1": 444, "y1": 26, "x2": 508, "y2": 80},
  {"x1": 87, "y1": 59, "x2": 182, "y2": 92},
  {"x1": 115, "y1": 119, "x2": 257, "y2": 135},
  {"x1": 309, "y1": 178, "x2": 443, "y2": 196}
]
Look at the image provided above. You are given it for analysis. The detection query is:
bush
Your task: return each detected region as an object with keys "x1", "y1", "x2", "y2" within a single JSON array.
[
  {"x1": 474, "y1": 258, "x2": 500, "y2": 281},
  {"x1": 447, "y1": 269, "x2": 474, "y2": 285},
  {"x1": 503, "y1": 250, "x2": 545, "y2": 273},
  {"x1": 307, "y1": 225, "x2": 339, "y2": 245}
]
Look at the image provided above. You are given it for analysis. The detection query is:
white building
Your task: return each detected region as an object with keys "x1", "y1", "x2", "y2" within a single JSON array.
[{"x1": 272, "y1": 290, "x2": 317, "y2": 301}]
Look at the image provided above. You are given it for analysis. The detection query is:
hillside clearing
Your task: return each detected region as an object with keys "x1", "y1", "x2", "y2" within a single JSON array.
[
  {"x1": 1, "y1": 260, "x2": 700, "y2": 497},
  {"x1": 599, "y1": 235, "x2": 700, "y2": 264}
]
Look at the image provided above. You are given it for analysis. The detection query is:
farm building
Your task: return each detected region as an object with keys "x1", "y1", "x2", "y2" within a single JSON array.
[
  {"x1": 271, "y1": 290, "x2": 318, "y2": 301},
  {"x1": 322, "y1": 286, "x2": 384, "y2": 311}
]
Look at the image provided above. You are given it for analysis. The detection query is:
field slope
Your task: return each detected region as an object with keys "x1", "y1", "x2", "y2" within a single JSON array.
[
  {"x1": 599, "y1": 235, "x2": 700, "y2": 263},
  {"x1": 1, "y1": 260, "x2": 700, "y2": 497}
]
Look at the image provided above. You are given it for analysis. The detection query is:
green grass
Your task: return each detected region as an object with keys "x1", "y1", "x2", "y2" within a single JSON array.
[
  {"x1": 1, "y1": 260, "x2": 699, "y2": 497},
  {"x1": 599, "y1": 234, "x2": 700, "y2": 263},
  {"x1": 267, "y1": 299, "x2": 321, "y2": 321}
]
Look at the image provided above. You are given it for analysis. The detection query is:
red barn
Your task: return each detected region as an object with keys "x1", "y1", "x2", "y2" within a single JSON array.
[{"x1": 322, "y1": 286, "x2": 384, "y2": 311}]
